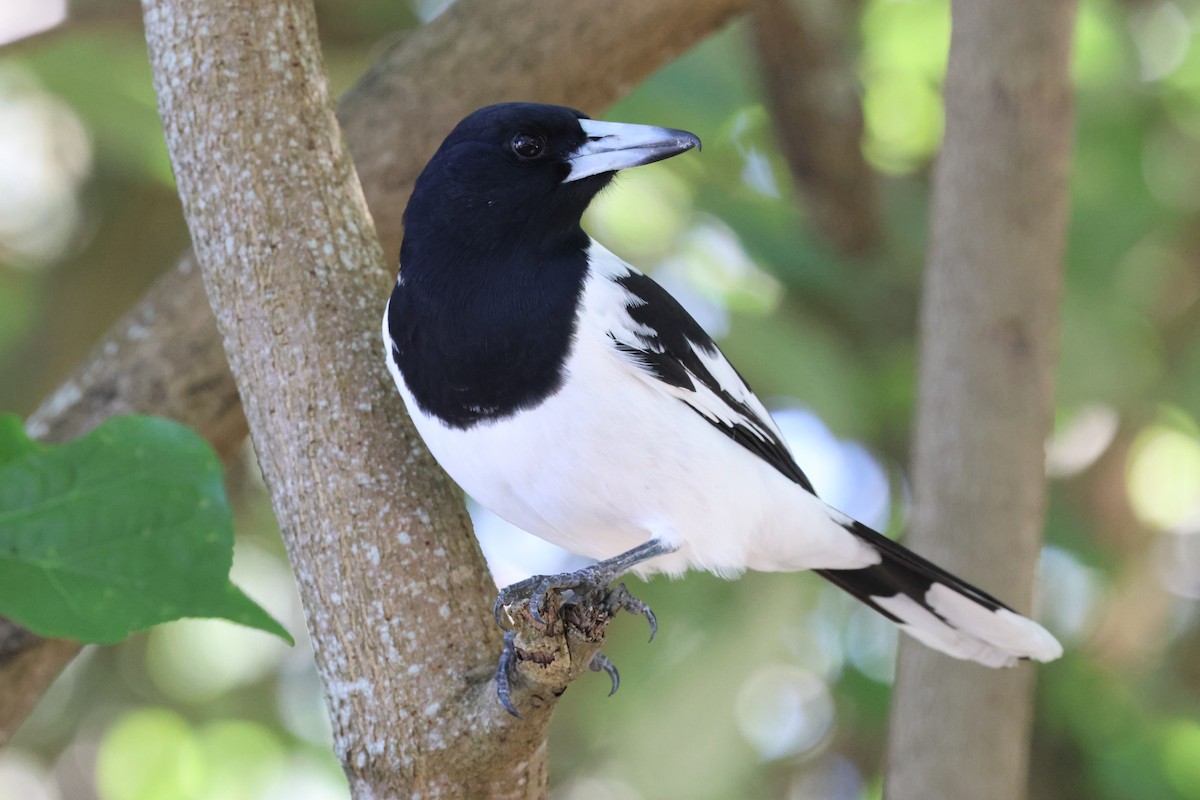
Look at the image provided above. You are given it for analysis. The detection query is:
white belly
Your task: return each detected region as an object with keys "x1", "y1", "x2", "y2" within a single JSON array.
[{"x1": 391, "y1": 332, "x2": 871, "y2": 578}]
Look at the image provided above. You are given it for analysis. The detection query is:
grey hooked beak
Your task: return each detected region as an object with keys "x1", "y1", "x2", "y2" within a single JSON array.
[{"x1": 563, "y1": 119, "x2": 701, "y2": 183}]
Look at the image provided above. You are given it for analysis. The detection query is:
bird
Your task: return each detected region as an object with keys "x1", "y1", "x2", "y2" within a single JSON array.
[{"x1": 382, "y1": 102, "x2": 1062, "y2": 716}]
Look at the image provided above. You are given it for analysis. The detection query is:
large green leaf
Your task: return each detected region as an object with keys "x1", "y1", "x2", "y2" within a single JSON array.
[
  {"x1": 0, "y1": 414, "x2": 291, "y2": 645},
  {"x1": 0, "y1": 414, "x2": 44, "y2": 466}
]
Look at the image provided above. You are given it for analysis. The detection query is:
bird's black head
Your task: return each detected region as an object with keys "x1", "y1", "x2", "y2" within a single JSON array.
[
  {"x1": 401, "y1": 102, "x2": 700, "y2": 262},
  {"x1": 389, "y1": 104, "x2": 698, "y2": 427}
]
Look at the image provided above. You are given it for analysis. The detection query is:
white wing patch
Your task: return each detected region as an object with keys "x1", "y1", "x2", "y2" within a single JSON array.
[
  {"x1": 688, "y1": 339, "x2": 785, "y2": 442},
  {"x1": 582, "y1": 241, "x2": 811, "y2": 492},
  {"x1": 587, "y1": 243, "x2": 781, "y2": 438}
]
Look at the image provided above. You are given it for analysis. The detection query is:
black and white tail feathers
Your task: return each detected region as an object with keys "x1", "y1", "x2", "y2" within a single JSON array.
[{"x1": 818, "y1": 522, "x2": 1062, "y2": 667}]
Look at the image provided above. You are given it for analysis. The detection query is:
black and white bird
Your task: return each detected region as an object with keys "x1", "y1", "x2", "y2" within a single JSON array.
[{"x1": 382, "y1": 102, "x2": 1061, "y2": 714}]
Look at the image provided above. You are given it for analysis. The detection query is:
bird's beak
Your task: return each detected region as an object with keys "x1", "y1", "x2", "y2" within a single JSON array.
[{"x1": 563, "y1": 119, "x2": 701, "y2": 183}]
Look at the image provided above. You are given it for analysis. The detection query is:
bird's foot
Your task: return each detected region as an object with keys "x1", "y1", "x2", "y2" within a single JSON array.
[
  {"x1": 492, "y1": 571, "x2": 657, "y2": 717},
  {"x1": 492, "y1": 564, "x2": 657, "y2": 637},
  {"x1": 492, "y1": 541, "x2": 674, "y2": 716}
]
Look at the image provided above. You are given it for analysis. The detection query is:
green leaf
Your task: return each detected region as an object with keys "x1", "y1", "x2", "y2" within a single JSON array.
[
  {"x1": 0, "y1": 414, "x2": 45, "y2": 467},
  {"x1": 0, "y1": 414, "x2": 291, "y2": 645}
]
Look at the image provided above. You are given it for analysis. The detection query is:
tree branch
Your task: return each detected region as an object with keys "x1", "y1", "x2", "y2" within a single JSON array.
[
  {"x1": 1077, "y1": 430, "x2": 1172, "y2": 669},
  {"x1": 749, "y1": 0, "x2": 882, "y2": 256},
  {"x1": 885, "y1": 0, "x2": 1077, "y2": 798},
  {"x1": 2, "y1": 0, "x2": 749, "y2": 786},
  {"x1": 337, "y1": 0, "x2": 750, "y2": 263}
]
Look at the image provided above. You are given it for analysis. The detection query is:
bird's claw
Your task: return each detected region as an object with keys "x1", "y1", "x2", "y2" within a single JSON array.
[
  {"x1": 495, "y1": 629, "x2": 521, "y2": 718},
  {"x1": 529, "y1": 574, "x2": 569, "y2": 626},
  {"x1": 606, "y1": 582, "x2": 657, "y2": 642},
  {"x1": 492, "y1": 572, "x2": 581, "y2": 629},
  {"x1": 492, "y1": 593, "x2": 509, "y2": 630},
  {"x1": 589, "y1": 652, "x2": 620, "y2": 696}
]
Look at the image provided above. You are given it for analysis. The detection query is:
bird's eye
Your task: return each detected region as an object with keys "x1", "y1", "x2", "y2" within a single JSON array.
[{"x1": 511, "y1": 132, "x2": 546, "y2": 160}]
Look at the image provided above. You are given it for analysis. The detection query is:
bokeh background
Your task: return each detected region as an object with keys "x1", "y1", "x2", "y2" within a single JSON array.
[{"x1": 2, "y1": 0, "x2": 1200, "y2": 797}]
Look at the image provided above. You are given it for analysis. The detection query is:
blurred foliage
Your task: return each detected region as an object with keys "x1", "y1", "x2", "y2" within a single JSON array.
[{"x1": 2, "y1": 0, "x2": 1200, "y2": 798}]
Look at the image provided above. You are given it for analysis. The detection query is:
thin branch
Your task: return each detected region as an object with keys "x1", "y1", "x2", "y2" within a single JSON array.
[
  {"x1": 1076, "y1": 430, "x2": 1172, "y2": 669},
  {"x1": 2, "y1": 0, "x2": 750, "y2": 782},
  {"x1": 750, "y1": 0, "x2": 882, "y2": 256},
  {"x1": 885, "y1": 0, "x2": 1077, "y2": 797}
]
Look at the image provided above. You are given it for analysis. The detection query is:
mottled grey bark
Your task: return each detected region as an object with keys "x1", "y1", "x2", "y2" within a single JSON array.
[
  {"x1": 143, "y1": 3, "x2": 514, "y2": 794},
  {"x1": 885, "y1": 0, "x2": 1077, "y2": 798},
  {"x1": 2, "y1": 0, "x2": 749, "y2": 759}
]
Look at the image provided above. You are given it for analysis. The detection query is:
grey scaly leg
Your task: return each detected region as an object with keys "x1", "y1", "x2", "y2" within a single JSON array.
[{"x1": 493, "y1": 539, "x2": 676, "y2": 716}]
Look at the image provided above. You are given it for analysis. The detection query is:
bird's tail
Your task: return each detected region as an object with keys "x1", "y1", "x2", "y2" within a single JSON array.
[{"x1": 816, "y1": 521, "x2": 1062, "y2": 667}]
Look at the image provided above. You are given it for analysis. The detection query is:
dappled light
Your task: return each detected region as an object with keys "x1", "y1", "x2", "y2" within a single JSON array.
[
  {"x1": 0, "y1": 66, "x2": 90, "y2": 268},
  {"x1": 1128, "y1": 418, "x2": 1200, "y2": 533},
  {"x1": 734, "y1": 664, "x2": 835, "y2": 760}
]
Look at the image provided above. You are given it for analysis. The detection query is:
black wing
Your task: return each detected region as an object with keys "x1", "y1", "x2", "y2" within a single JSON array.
[{"x1": 605, "y1": 267, "x2": 816, "y2": 495}]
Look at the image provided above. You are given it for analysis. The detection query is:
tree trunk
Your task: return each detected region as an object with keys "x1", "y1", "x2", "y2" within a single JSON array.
[
  {"x1": 142, "y1": 0, "x2": 532, "y2": 794},
  {"x1": 2, "y1": 0, "x2": 747, "y2": 749},
  {"x1": 885, "y1": 1, "x2": 1076, "y2": 798}
]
